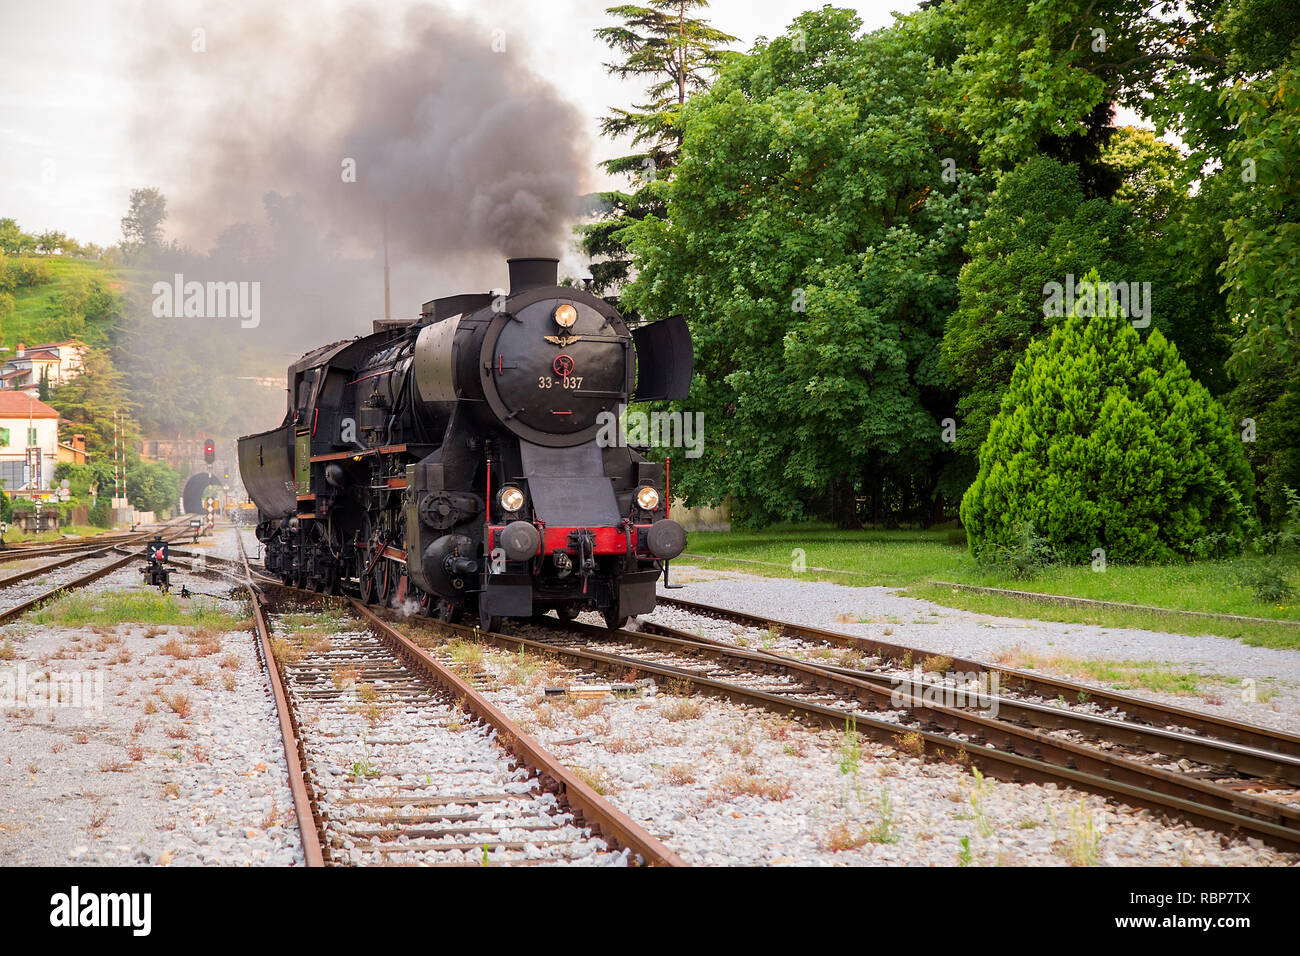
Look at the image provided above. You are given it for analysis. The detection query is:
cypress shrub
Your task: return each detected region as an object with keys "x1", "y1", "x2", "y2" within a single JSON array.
[{"x1": 961, "y1": 271, "x2": 1256, "y2": 563}]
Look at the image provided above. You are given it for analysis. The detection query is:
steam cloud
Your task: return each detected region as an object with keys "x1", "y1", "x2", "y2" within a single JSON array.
[
  {"x1": 117, "y1": 0, "x2": 592, "y2": 441},
  {"x1": 127, "y1": 0, "x2": 588, "y2": 331}
]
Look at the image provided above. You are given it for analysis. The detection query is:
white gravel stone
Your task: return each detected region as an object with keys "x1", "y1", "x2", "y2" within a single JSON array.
[{"x1": 0, "y1": 527, "x2": 303, "y2": 866}]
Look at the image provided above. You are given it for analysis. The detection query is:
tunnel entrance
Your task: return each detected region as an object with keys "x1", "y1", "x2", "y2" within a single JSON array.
[{"x1": 183, "y1": 472, "x2": 215, "y2": 515}]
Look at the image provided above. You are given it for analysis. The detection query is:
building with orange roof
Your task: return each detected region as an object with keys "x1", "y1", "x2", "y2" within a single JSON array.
[
  {"x1": 0, "y1": 391, "x2": 60, "y2": 493},
  {"x1": 0, "y1": 340, "x2": 87, "y2": 395}
]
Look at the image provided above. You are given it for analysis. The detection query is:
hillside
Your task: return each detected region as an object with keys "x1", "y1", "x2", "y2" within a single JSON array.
[{"x1": 0, "y1": 255, "x2": 121, "y2": 351}]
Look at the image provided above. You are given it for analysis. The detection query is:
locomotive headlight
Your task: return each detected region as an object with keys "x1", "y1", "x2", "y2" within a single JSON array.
[
  {"x1": 635, "y1": 486, "x2": 660, "y2": 511},
  {"x1": 554, "y1": 303, "x2": 578, "y2": 328},
  {"x1": 499, "y1": 485, "x2": 525, "y2": 513}
]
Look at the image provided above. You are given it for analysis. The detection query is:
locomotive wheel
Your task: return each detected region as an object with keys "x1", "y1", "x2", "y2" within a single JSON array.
[
  {"x1": 375, "y1": 563, "x2": 393, "y2": 606},
  {"x1": 603, "y1": 602, "x2": 628, "y2": 630},
  {"x1": 436, "y1": 599, "x2": 463, "y2": 624},
  {"x1": 478, "y1": 602, "x2": 501, "y2": 634},
  {"x1": 359, "y1": 566, "x2": 377, "y2": 605}
]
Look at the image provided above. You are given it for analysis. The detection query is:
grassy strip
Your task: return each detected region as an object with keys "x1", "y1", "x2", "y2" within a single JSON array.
[
  {"x1": 909, "y1": 584, "x2": 1300, "y2": 650},
  {"x1": 1, "y1": 525, "x2": 115, "y2": 546},
  {"x1": 986, "y1": 647, "x2": 1280, "y2": 700},
  {"x1": 29, "y1": 590, "x2": 248, "y2": 631},
  {"x1": 681, "y1": 525, "x2": 1300, "y2": 641}
]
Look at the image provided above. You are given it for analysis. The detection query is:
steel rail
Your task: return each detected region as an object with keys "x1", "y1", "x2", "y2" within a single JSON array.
[
  {"x1": 0, "y1": 541, "x2": 132, "y2": 588},
  {"x1": 234, "y1": 531, "x2": 327, "y2": 867},
  {"x1": 657, "y1": 595, "x2": 1300, "y2": 760},
  {"x1": 0, "y1": 531, "x2": 137, "y2": 564},
  {"x1": 346, "y1": 599, "x2": 686, "y2": 866},
  {"x1": 632, "y1": 618, "x2": 1300, "y2": 788},
  {"x1": 375, "y1": 612, "x2": 1300, "y2": 853},
  {"x1": 530, "y1": 616, "x2": 1300, "y2": 833}
]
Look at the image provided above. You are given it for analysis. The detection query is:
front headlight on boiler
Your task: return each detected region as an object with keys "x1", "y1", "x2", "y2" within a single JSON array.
[
  {"x1": 499, "y1": 486, "x2": 525, "y2": 513},
  {"x1": 635, "y1": 486, "x2": 660, "y2": 511},
  {"x1": 554, "y1": 303, "x2": 578, "y2": 328}
]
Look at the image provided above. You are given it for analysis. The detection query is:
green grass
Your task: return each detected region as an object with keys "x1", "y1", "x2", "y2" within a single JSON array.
[
  {"x1": 992, "y1": 650, "x2": 1206, "y2": 694},
  {"x1": 1, "y1": 525, "x2": 114, "y2": 545},
  {"x1": 29, "y1": 591, "x2": 248, "y2": 630},
  {"x1": 681, "y1": 524, "x2": 1300, "y2": 648},
  {"x1": 1, "y1": 256, "x2": 120, "y2": 351},
  {"x1": 909, "y1": 585, "x2": 1299, "y2": 650}
]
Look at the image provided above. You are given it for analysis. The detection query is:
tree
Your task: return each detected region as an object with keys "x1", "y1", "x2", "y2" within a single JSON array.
[
  {"x1": 1220, "y1": 62, "x2": 1300, "y2": 369},
  {"x1": 941, "y1": 156, "x2": 1140, "y2": 461},
  {"x1": 623, "y1": 6, "x2": 986, "y2": 526},
  {"x1": 579, "y1": 2, "x2": 735, "y2": 296},
  {"x1": 46, "y1": 348, "x2": 136, "y2": 458},
  {"x1": 0, "y1": 218, "x2": 35, "y2": 256},
  {"x1": 1229, "y1": 358, "x2": 1300, "y2": 528},
  {"x1": 120, "y1": 187, "x2": 168, "y2": 248},
  {"x1": 126, "y1": 460, "x2": 180, "y2": 516},
  {"x1": 34, "y1": 230, "x2": 67, "y2": 255},
  {"x1": 961, "y1": 270, "x2": 1256, "y2": 563}
]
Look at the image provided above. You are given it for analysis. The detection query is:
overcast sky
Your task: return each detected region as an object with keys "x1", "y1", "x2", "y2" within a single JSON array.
[{"x1": 0, "y1": 0, "x2": 925, "y2": 248}]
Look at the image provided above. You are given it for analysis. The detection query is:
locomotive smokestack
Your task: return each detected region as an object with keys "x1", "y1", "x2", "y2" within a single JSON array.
[{"x1": 507, "y1": 257, "x2": 559, "y2": 294}]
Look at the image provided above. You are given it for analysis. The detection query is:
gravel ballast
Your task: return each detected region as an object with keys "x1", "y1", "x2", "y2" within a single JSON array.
[
  {"x1": 412, "y1": 623, "x2": 1299, "y2": 867},
  {"x1": 0, "y1": 535, "x2": 303, "y2": 866},
  {"x1": 653, "y1": 566, "x2": 1300, "y2": 735}
]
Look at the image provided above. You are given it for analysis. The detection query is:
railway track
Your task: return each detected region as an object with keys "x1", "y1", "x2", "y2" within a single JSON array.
[
  {"x1": 231, "y1": 533, "x2": 682, "y2": 867},
  {"x1": 631, "y1": 613, "x2": 1300, "y2": 790},
  {"x1": 0, "y1": 531, "x2": 137, "y2": 565},
  {"x1": 0, "y1": 519, "x2": 192, "y2": 625},
  {"x1": 654, "y1": 595, "x2": 1300, "y2": 760},
  {"x1": 215, "y1": 535, "x2": 1300, "y2": 854},
  {"x1": 396, "y1": 613, "x2": 1300, "y2": 853}
]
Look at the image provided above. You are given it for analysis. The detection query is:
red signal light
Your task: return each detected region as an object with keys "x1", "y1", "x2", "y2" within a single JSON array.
[{"x1": 204, "y1": 440, "x2": 215, "y2": 465}]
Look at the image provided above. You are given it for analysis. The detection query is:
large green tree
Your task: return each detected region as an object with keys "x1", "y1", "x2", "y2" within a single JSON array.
[
  {"x1": 579, "y1": 2, "x2": 735, "y2": 297},
  {"x1": 623, "y1": 6, "x2": 984, "y2": 526},
  {"x1": 941, "y1": 155, "x2": 1140, "y2": 463}
]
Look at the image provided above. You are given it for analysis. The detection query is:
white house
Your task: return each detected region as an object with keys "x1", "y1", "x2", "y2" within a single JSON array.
[
  {"x1": 0, "y1": 340, "x2": 88, "y2": 395},
  {"x1": 0, "y1": 391, "x2": 59, "y2": 493}
]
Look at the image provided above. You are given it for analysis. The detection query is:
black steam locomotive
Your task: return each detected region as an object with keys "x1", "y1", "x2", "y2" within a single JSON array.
[{"x1": 237, "y1": 257, "x2": 692, "y2": 630}]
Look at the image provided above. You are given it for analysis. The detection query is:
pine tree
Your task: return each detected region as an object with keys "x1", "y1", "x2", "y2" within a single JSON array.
[
  {"x1": 961, "y1": 271, "x2": 1256, "y2": 563},
  {"x1": 580, "y1": 2, "x2": 735, "y2": 297}
]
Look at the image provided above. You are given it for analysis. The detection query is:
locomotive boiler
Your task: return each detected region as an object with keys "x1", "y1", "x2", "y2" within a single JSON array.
[{"x1": 237, "y1": 257, "x2": 693, "y2": 630}]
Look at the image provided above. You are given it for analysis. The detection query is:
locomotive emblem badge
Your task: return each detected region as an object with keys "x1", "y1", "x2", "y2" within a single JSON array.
[
  {"x1": 543, "y1": 333, "x2": 583, "y2": 347},
  {"x1": 552, "y1": 354, "x2": 576, "y2": 378}
]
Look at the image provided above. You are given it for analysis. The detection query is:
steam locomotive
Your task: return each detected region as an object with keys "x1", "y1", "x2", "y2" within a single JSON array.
[{"x1": 237, "y1": 257, "x2": 692, "y2": 630}]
